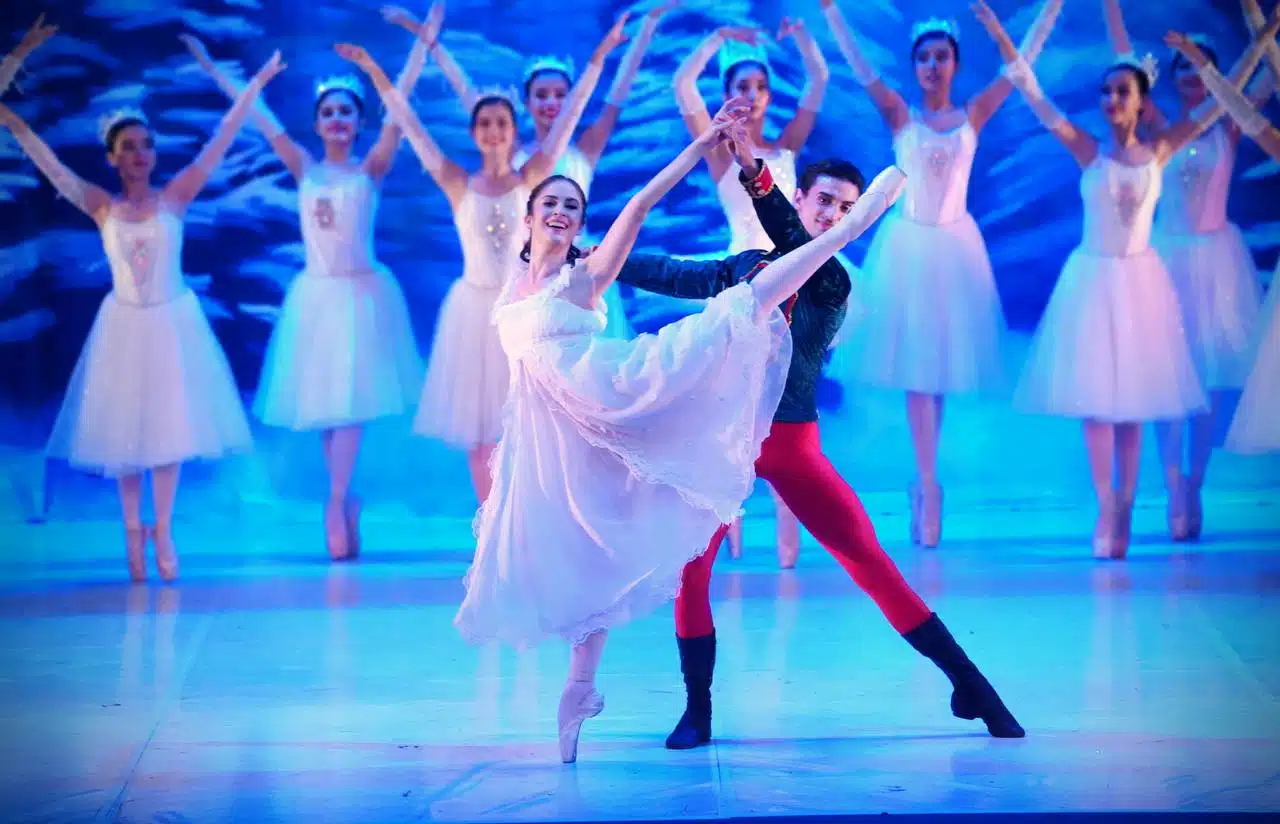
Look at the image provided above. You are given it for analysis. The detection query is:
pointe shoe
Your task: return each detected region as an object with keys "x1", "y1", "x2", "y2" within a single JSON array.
[
  {"x1": 151, "y1": 524, "x2": 179, "y2": 583},
  {"x1": 727, "y1": 518, "x2": 743, "y2": 560},
  {"x1": 919, "y1": 483, "x2": 943, "y2": 549},
  {"x1": 908, "y1": 482, "x2": 922, "y2": 545},
  {"x1": 1112, "y1": 496, "x2": 1134, "y2": 560},
  {"x1": 344, "y1": 497, "x2": 363, "y2": 560},
  {"x1": 836, "y1": 166, "x2": 907, "y2": 241},
  {"x1": 557, "y1": 681, "x2": 604, "y2": 764},
  {"x1": 125, "y1": 525, "x2": 148, "y2": 583},
  {"x1": 1167, "y1": 476, "x2": 1190, "y2": 542},
  {"x1": 1093, "y1": 495, "x2": 1116, "y2": 560},
  {"x1": 324, "y1": 499, "x2": 349, "y2": 561}
]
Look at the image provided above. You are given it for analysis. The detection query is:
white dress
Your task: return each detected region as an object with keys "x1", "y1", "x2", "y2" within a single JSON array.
[
  {"x1": 454, "y1": 264, "x2": 792, "y2": 648},
  {"x1": 1015, "y1": 156, "x2": 1207, "y2": 422},
  {"x1": 513, "y1": 142, "x2": 631, "y2": 338},
  {"x1": 1153, "y1": 124, "x2": 1260, "y2": 389},
  {"x1": 844, "y1": 109, "x2": 1005, "y2": 394},
  {"x1": 414, "y1": 183, "x2": 527, "y2": 447},
  {"x1": 1226, "y1": 264, "x2": 1280, "y2": 452},
  {"x1": 46, "y1": 205, "x2": 251, "y2": 476},
  {"x1": 254, "y1": 163, "x2": 422, "y2": 430}
]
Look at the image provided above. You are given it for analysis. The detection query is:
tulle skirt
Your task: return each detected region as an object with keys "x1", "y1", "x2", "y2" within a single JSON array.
[
  {"x1": 1226, "y1": 276, "x2": 1280, "y2": 453},
  {"x1": 1015, "y1": 246, "x2": 1207, "y2": 422},
  {"x1": 254, "y1": 266, "x2": 423, "y2": 431},
  {"x1": 1154, "y1": 223, "x2": 1260, "y2": 389},
  {"x1": 843, "y1": 211, "x2": 1006, "y2": 394},
  {"x1": 46, "y1": 290, "x2": 251, "y2": 477},
  {"x1": 455, "y1": 283, "x2": 792, "y2": 648},
  {"x1": 414, "y1": 278, "x2": 509, "y2": 448}
]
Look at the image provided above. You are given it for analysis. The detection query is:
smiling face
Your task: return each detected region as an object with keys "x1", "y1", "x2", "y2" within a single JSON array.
[
  {"x1": 723, "y1": 62, "x2": 771, "y2": 121},
  {"x1": 794, "y1": 175, "x2": 862, "y2": 237},
  {"x1": 525, "y1": 176, "x2": 586, "y2": 254},
  {"x1": 525, "y1": 70, "x2": 571, "y2": 132},
  {"x1": 471, "y1": 98, "x2": 517, "y2": 157},
  {"x1": 107, "y1": 121, "x2": 157, "y2": 183},
  {"x1": 314, "y1": 89, "x2": 363, "y2": 146},
  {"x1": 1100, "y1": 66, "x2": 1147, "y2": 125},
  {"x1": 913, "y1": 34, "x2": 958, "y2": 94}
]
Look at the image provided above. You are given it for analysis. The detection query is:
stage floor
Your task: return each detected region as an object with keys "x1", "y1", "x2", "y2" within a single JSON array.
[{"x1": 1, "y1": 499, "x2": 1279, "y2": 823}]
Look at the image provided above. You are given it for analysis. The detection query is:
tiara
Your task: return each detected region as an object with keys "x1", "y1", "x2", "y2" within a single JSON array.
[
  {"x1": 97, "y1": 107, "x2": 148, "y2": 145},
  {"x1": 718, "y1": 38, "x2": 771, "y2": 79},
  {"x1": 524, "y1": 54, "x2": 575, "y2": 83},
  {"x1": 470, "y1": 84, "x2": 522, "y2": 111},
  {"x1": 910, "y1": 17, "x2": 960, "y2": 44},
  {"x1": 314, "y1": 73, "x2": 365, "y2": 101},
  {"x1": 1115, "y1": 51, "x2": 1159, "y2": 85}
]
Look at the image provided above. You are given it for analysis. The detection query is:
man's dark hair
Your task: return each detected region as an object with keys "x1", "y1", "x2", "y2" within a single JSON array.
[{"x1": 797, "y1": 159, "x2": 866, "y2": 195}]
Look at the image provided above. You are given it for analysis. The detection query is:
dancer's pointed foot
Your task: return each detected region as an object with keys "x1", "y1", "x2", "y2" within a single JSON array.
[
  {"x1": 344, "y1": 496, "x2": 363, "y2": 559},
  {"x1": 125, "y1": 524, "x2": 148, "y2": 583},
  {"x1": 558, "y1": 681, "x2": 604, "y2": 763},
  {"x1": 151, "y1": 524, "x2": 179, "y2": 583},
  {"x1": 324, "y1": 499, "x2": 349, "y2": 561}
]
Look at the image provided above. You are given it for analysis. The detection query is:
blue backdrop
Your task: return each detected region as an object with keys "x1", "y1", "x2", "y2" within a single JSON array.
[{"x1": 1, "y1": 0, "x2": 1277, "y2": 422}]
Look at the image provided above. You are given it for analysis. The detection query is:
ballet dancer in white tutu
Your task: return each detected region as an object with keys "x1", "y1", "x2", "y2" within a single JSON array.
[
  {"x1": 384, "y1": 2, "x2": 676, "y2": 342},
  {"x1": 1, "y1": 16, "x2": 55, "y2": 96},
  {"x1": 1167, "y1": 18, "x2": 1280, "y2": 455},
  {"x1": 0, "y1": 44, "x2": 285, "y2": 582},
  {"x1": 1104, "y1": 0, "x2": 1276, "y2": 540},
  {"x1": 183, "y1": 22, "x2": 433, "y2": 561},
  {"x1": 820, "y1": 0, "x2": 1062, "y2": 548},
  {"x1": 361, "y1": 14, "x2": 628, "y2": 507},
  {"x1": 439, "y1": 96, "x2": 903, "y2": 761},
  {"x1": 978, "y1": 5, "x2": 1241, "y2": 560},
  {"x1": 672, "y1": 16, "x2": 829, "y2": 567}
]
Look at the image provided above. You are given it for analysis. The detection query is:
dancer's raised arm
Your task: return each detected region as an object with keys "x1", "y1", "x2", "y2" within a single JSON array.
[
  {"x1": 0, "y1": 102, "x2": 113, "y2": 222},
  {"x1": 518, "y1": 13, "x2": 629, "y2": 184},
  {"x1": 336, "y1": 43, "x2": 469, "y2": 204},
  {"x1": 384, "y1": 3, "x2": 478, "y2": 108},
  {"x1": 1242, "y1": 0, "x2": 1280, "y2": 88},
  {"x1": 1, "y1": 15, "x2": 57, "y2": 96},
  {"x1": 819, "y1": 0, "x2": 907, "y2": 132},
  {"x1": 1168, "y1": 27, "x2": 1280, "y2": 160},
  {"x1": 774, "y1": 17, "x2": 829, "y2": 151},
  {"x1": 577, "y1": 2, "x2": 674, "y2": 164},
  {"x1": 163, "y1": 51, "x2": 286, "y2": 208},
  {"x1": 977, "y1": 8, "x2": 1097, "y2": 166},
  {"x1": 361, "y1": 6, "x2": 441, "y2": 179},
  {"x1": 966, "y1": 0, "x2": 1063, "y2": 132}
]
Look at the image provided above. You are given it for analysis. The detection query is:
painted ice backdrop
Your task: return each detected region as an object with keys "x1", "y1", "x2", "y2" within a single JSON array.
[{"x1": 0, "y1": 0, "x2": 1277, "y2": 523}]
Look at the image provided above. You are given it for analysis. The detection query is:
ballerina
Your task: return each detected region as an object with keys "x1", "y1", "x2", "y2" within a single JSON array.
[
  {"x1": 1, "y1": 15, "x2": 56, "y2": 97},
  {"x1": 375, "y1": 13, "x2": 627, "y2": 506},
  {"x1": 440, "y1": 96, "x2": 904, "y2": 761},
  {"x1": 384, "y1": 2, "x2": 675, "y2": 342},
  {"x1": 0, "y1": 45, "x2": 285, "y2": 582},
  {"x1": 1166, "y1": 19, "x2": 1280, "y2": 455},
  {"x1": 1103, "y1": 0, "x2": 1277, "y2": 541},
  {"x1": 182, "y1": 20, "x2": 434, "y2": 561},
  {"x1": 979, "y1": 2, "x2": 1248, "y2": 559},
  {"x1": 821, "y1": 0, "x2": 1063, "y2": 548},
  {"x1": 673, "y1": 15, "x2": 829, "y2": 567}
]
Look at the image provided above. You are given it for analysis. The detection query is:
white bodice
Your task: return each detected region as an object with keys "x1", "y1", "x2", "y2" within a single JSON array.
[
  {"x1": 1156, "y1": 124, "x2": 1232, "y2": 236},
  {"x1": 1080, "y1": 156, "x2": 1163, "y2": 257},
  {"x1": 513, "y1": 142, "x2": 596, "y2": 196},
  {"x1": 716, "y1": 147, "x2": 797, "y2": 253},
  {"x1": 494, "y1": 266, "x2": 604, "y2": 364},
  {"x1": 456, "y1": 183, "x2": 528, "y2": 290},
  {"x1": 299, "y1": 163, "x2": 381, "y2": 277},
  {"x1": 101, "y1": 207, "x2": 187, "y2": 307},
  {"x1": 892, "y1": 110, "x2": 977, "y2": 226}
]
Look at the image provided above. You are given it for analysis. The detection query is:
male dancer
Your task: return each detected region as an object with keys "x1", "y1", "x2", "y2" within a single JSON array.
[{"x1": 615, "y1": 139, "x2": 1025, "y2": 748}]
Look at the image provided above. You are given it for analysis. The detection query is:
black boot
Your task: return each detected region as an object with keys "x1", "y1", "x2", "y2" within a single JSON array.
[
  {"x1": 903, "y1": 614, "x2": 1025, "y2": 738},
  {"x1": 665, "y1": 633, "x2": 715, "y2": 749}
]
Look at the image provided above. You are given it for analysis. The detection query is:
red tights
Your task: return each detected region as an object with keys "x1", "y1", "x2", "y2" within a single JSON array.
[{"x1": 674, "y1": 422, "x2": 932, "y2": 638}]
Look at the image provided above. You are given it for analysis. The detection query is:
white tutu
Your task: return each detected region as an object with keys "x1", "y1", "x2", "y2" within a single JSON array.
[
  {"x1": 1226, "y1": 280, "x2": 1280, "y2": 453},
  {"x1": 455, "y1": 271, "x2": 791, "y2": 648},
  {"x1": 46, "y1": 290, "x2": 251, "y2": 477},
  {"x1": 1015, "y1": 247, "x2": 1207, "y2": 422},
  {"x1": 1154, "y1": 223, "x2": 1260, "y2": 389},
  {"x1": 844, "y1": 211, "x2": 1006, "y2": 394},
  {"x1": 254, "y1": 266, "x2": 422, "y2": 431},
  {"x1": 414, "y1": 279, "x2": 509, "y2": 448}
]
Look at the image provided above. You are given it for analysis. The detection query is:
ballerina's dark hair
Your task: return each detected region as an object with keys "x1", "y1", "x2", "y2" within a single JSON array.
[
  {"x1": 314, "y1": 88, "x2": 366, "y2": 120},
  {"x1": 519, "y1": 174, "x2": 588, "y2": 264},
  {"x1": 722, "y1": 60, "x2": 771, "y2": 96},
  {"x1": 105, "y1": 118, "x2": 149, "y2": 153},
  {"x1": 911, "y1": 31, "x2": 961, "y2": 64},
  {"x1": 471, "y1": 95, "x2": 518, "y2": 129},
  {"x1": 1105, "y1": 62, "x2": 1153, "y2": 97}
]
